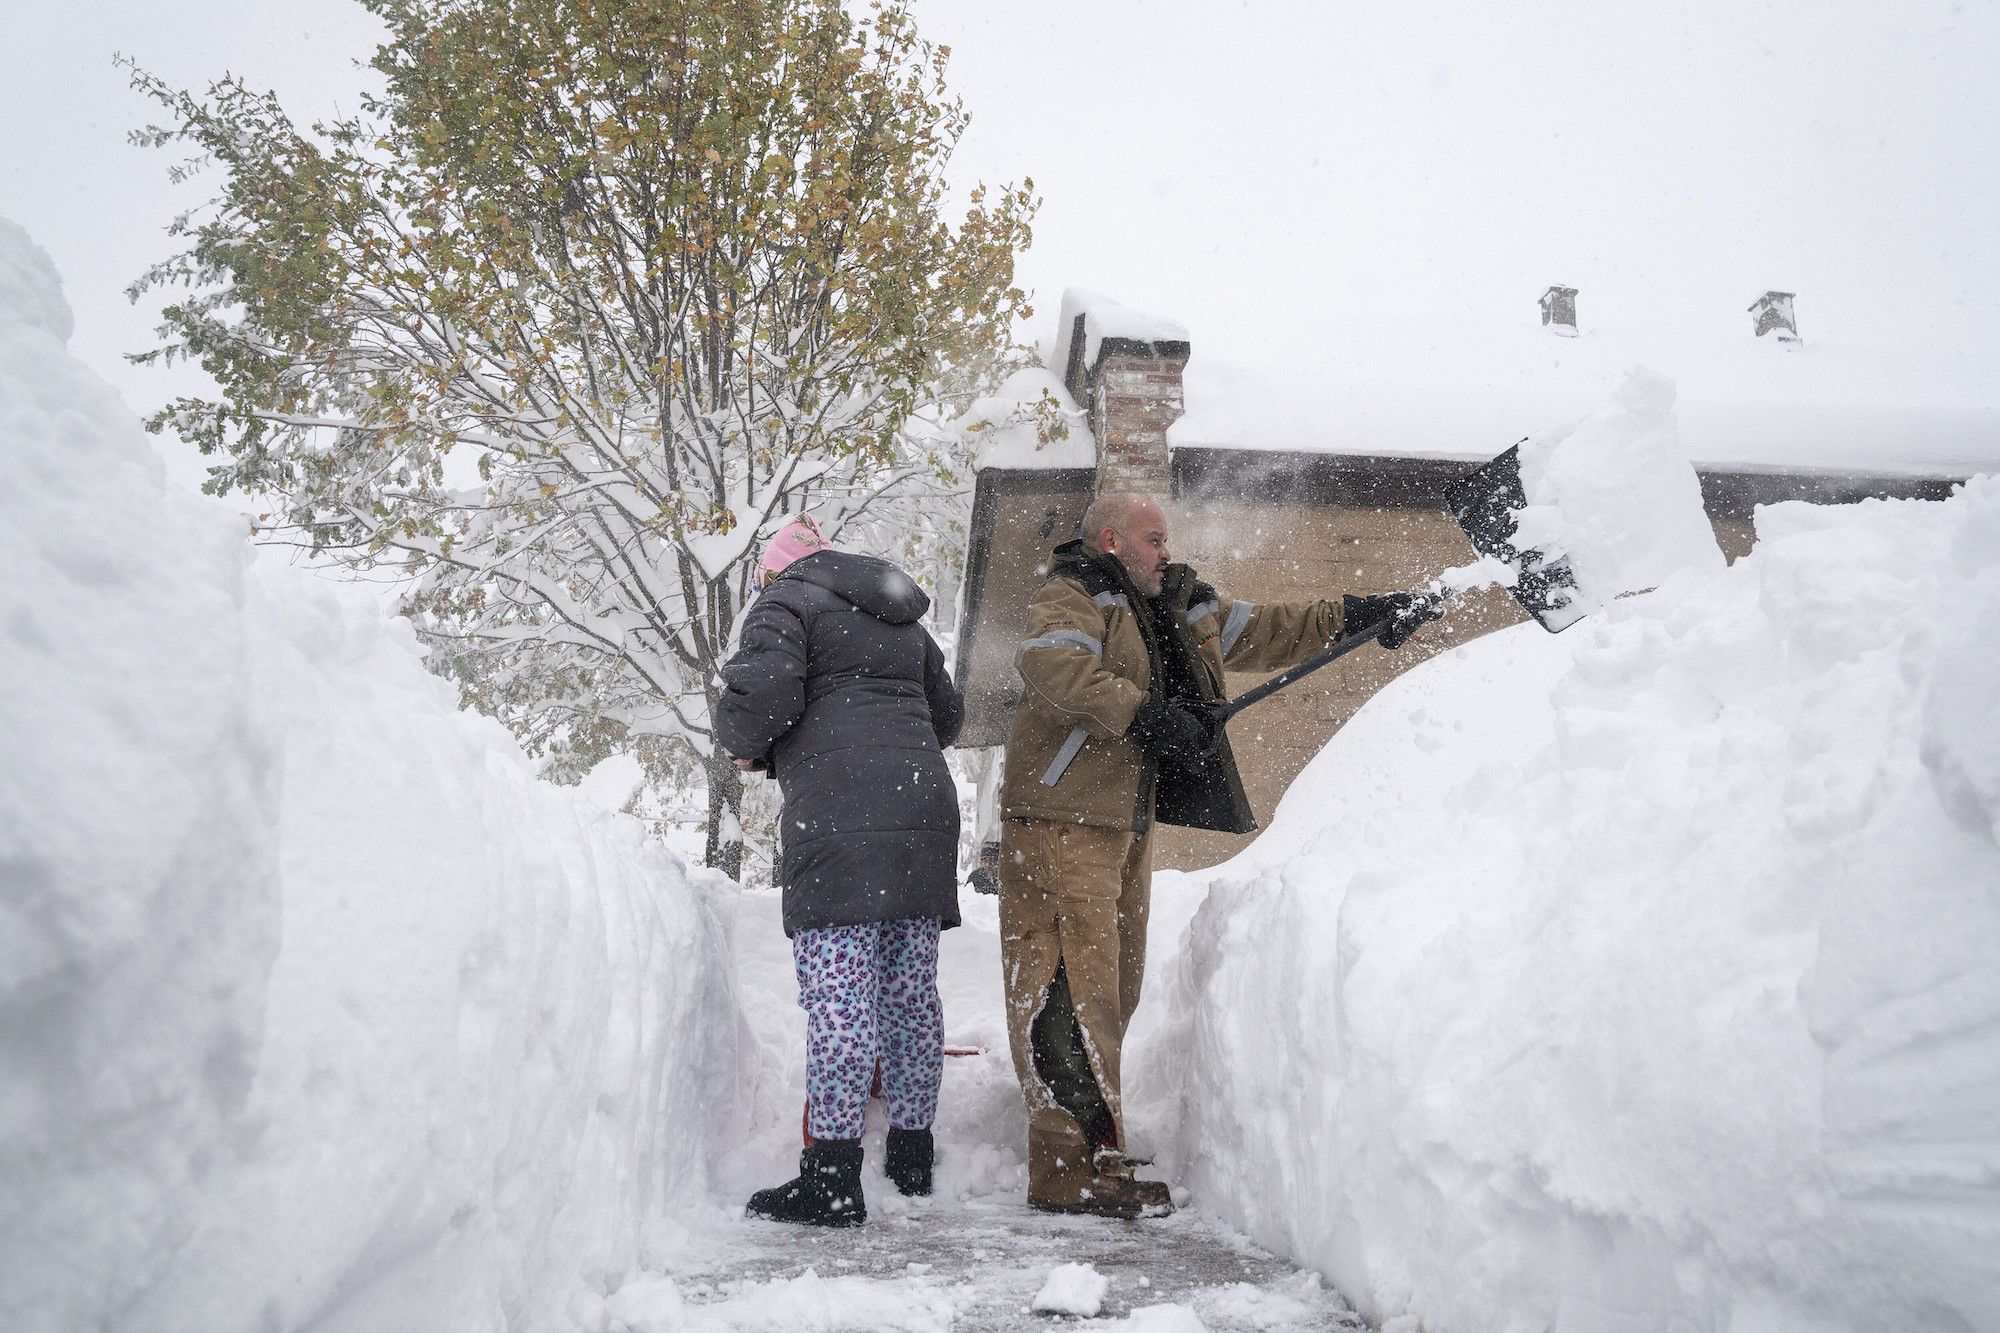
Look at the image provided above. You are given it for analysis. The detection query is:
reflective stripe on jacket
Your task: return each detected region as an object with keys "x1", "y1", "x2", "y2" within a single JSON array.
[{"x1": 999, "y1": 540, "x2": 1346, "y2": 833}]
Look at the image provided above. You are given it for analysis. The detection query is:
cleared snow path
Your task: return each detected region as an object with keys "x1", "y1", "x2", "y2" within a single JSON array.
[
  {"x1": 637, "y1": 1201, "x2": 1356, "y2": 1331},
  {"x1": 593, "y1": 891, "x2": 1358, "y2": 1332}
]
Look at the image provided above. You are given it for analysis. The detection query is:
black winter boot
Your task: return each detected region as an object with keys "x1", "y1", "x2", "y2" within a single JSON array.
[
  {"x1": 885, "y1": 1127, "x2": 934, "y2": 1197},
  {"x1": 745, "y1": 1140, "x2": 866, "y2": 1227}
]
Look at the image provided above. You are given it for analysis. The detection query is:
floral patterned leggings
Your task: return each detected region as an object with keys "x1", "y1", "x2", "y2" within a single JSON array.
[{"x1": 794, "y1": 916, "x2": 943, "y2": 1140}]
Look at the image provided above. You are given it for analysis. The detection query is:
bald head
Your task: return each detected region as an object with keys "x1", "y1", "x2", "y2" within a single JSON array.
[{"x1": 1080, "y1": 492, "x2": 1173, "y2": 595}]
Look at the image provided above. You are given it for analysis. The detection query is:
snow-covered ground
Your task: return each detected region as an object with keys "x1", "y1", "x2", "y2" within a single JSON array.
[
  {"x1": 0, "y1": 218, "x2": 745, "y2": 1333},
  {"x1": 1128, "y1": 465, "x2": 2000, "y2": 1328}
]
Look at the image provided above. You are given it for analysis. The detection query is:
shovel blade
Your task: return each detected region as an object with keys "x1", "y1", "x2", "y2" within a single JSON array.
[{"x1": 1447, "y1": 445, "x2": 1588, "y2": 633}]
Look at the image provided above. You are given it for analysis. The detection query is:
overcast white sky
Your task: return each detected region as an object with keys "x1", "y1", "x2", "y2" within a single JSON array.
[{"x1": 6, "y1": 0, "x2": 1996, "y2": 478}]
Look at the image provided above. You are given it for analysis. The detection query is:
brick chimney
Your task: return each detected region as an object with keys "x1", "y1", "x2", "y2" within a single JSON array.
[{"x1": 1053, "y1": 289, "x2": 1191, "y2": 498}]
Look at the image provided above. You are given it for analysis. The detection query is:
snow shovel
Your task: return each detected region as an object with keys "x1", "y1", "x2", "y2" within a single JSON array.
[
  {"x1": 1445, "y1": 443, "x2": 1587, "y2": 633},
  {"x1": 1216, "y1": 443, "x2": 1583, "y2": 722}
]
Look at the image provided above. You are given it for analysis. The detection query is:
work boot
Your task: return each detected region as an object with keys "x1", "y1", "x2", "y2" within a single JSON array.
[
  {"x1": 1030, "y1": 1170, "x2": 1172, "y2": 1220},
  {"x1": 1093, "y1": 1147, "x2": 1174, "y2": 1213},
  {"x1": 1026, "y1": 1130, "x2": 1174, "y2": 1220},
  {"x1": 885, "y1": 1127, "x2": 934, "y2": 1197},
  {"x1": 745, "y1": 1140, "x2": 866, "y2": 1227}
]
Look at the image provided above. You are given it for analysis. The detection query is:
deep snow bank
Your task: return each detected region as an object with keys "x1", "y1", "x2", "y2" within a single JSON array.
[
  {"x1": 0, "y1": 217, "x2": 742, "y2": 1332},
  {"x1": 1135, "y1": 477, "x2": 2000, "y2": 1331}
]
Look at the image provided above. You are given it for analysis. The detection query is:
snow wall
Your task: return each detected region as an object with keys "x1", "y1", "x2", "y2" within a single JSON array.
[
  {"x1": 1130, "y1": 468, "x2": 2000, "y2": 1331},
  {"x1": 0, "y1": 217, "x2": 745, "y2": 1332}
]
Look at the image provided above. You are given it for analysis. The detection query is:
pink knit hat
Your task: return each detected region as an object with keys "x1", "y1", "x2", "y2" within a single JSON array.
[{"x1": 755, "y1": 513, "x2": 832, "y2": 588}]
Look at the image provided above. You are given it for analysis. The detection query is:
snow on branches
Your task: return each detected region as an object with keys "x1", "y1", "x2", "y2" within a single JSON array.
[{"x1": 124, "y1": 0, "x2": 1040, "y2": 873}]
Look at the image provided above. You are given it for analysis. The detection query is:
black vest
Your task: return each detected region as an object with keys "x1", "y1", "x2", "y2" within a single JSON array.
[{"x1": 1045, "y1": 541, "x2": 1257, "y2": 835}]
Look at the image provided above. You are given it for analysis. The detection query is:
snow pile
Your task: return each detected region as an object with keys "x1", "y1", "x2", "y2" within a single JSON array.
[
  {"x1": 1033, "y1": 1261, "x2": 1111, "y2": 1316},
  {"x1": 0, "y1": 220, "x2": 72, "y2": 341},
  {"x1": 0, "y1": 218, "x2": 742, "y2": 1333},
  {"x1": 1921, "y1": 502, "x2": 2000, "y2": 852},
  {"x1": 1512, "y1": 366, "x2": 1726, "y2": 612},
  {"x1": 1193, "y1": 1276, "x2": 1343, "y2": 1330},
  {"x1": 1137, "y1": 474, "x2": 2000, "y2": 1330},
  {"x1": 1, "y1": 215, "x2": 281, "y2": 1329}
]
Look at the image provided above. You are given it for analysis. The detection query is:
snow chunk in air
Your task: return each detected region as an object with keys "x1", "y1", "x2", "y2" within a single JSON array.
[{"x1": 1512, "y1": 365, "x2": 1724, "y2": 611}]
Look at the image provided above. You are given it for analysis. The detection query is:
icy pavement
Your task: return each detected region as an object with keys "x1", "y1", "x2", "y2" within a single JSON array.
[{"x1": 617, "y1": 1195, "x2": 1359, "y2": 1331}]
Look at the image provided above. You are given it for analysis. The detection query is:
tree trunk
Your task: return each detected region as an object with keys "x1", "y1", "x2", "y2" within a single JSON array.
[{"x1": 702, "y1": 750, "x2": 747, "y2": 880}]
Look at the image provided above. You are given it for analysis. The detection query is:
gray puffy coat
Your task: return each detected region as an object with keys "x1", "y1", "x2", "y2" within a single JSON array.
[{"x1": 715, "y1": 550, "x2": 964, "y2": 936}]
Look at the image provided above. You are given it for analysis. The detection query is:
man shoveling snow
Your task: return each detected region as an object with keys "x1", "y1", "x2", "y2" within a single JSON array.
[{"x1": 995, "y1": 491, "x2": 1443, "y2": 1218}]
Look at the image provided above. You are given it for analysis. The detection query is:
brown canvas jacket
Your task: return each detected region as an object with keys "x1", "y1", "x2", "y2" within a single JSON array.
[{"x1": 1000, "y1": 540, "x2": 1346, "y2": 833}]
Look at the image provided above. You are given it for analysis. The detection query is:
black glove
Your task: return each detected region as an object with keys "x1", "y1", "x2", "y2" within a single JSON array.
[
  {"x1": 1343, "y1": 591, "x2": 1444, "y2": 651},
  {"x1": 1126, "y1": 693, "x2": 1218, "y2": 763}
]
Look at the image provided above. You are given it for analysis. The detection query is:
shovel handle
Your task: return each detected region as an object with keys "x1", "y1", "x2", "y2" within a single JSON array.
[
  {"x1": 1216, "y1": 591, "x2": 1450, "y2": 722},
  {"x1": 1216, "y1": 620, "x2": 1387, "y2": 721}
]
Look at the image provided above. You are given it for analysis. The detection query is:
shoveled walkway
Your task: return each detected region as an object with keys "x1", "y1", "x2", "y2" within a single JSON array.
[
  {"x1": 602, "y1": 889, "x2": 1358, "y2": 1331},
  {"x1": 630, "y1": 1195, "x2": 1360, "y2": 1331}
]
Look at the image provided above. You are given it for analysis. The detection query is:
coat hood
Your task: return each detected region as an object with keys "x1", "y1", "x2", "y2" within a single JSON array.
[{"x1": 782, "y1": 550, "x2": 931, "y2": 624}]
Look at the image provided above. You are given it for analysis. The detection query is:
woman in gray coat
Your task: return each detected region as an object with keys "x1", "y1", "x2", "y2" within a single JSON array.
[{"x1": 716, "y1": 515, "x2": 963, "y2": 1227}]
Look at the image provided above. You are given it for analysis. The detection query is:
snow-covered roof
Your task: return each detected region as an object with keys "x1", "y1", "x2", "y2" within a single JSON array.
[
  {"x1": 1169, "y1": 309, "x2": 1998, "y2": 477},
  {"x1": 1007, "y1": 289, "x2": 1998, "y2": 479}
]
